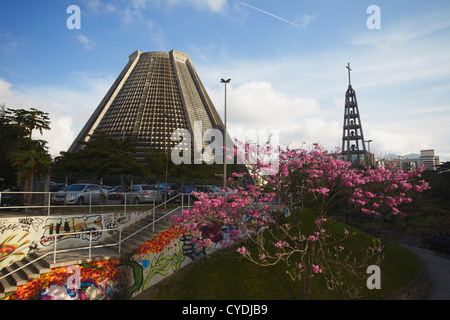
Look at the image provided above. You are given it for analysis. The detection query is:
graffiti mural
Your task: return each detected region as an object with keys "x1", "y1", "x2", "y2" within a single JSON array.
[
  {"x1": 0, "y1": 217, "x2": 44, "y2": 234},
  {"x1": 38, "y1": 279, "x2": 120, "y2": 300},
  {"x1": 0, "y1": 233, "x2": 31, "y2": 264},
  {"x1": 2, "y1": 219, "x2": 238, "y2": 300},
  {"x1": 40, "y1": 215, "x2": 103, "y2": 246},
  {"x1": 4, "y1": 260, "x2": 125, "y2": 300},
  {"x1": 180, "y1": 224, "x2": 232, "y2": 261},
  {"x1": 104, "y1": 212, "x2": 132, "y2": 234},
  {"x1": 0, "y1": 217, "x2": 44, "y2": 268},
  {"x1": 120, "y1": 225, "x2": 187, "y2": 298}
]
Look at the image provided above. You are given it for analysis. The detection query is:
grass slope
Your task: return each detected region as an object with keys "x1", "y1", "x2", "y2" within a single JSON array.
[{"x1": 136, "y1": 212, "x2": 421, "y2": 300}]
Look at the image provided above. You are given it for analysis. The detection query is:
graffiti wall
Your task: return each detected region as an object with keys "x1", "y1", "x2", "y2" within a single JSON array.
[
  {"x1": 0, "y1": 217, "x2": 43, "y2": 268},
  {"x1": 7, "y1": 259, "x2": 125, "y2": 300},
  {"x1": 3, "y1": 224, "x2": 189, "y2": 300},
  {"x1": 1, "y1": 212, "x2": 239, "y2": 300},
  {"x1": 0, "y1": 211, "x2": 148, "y2": 270}
]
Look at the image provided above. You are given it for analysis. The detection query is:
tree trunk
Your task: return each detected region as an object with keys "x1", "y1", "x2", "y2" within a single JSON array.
[{"x1": 302, "y1": 242, "x2": 315, "y2": 300}]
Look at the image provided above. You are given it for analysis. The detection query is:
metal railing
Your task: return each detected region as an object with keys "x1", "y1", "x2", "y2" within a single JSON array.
[
  {"x1": 0, "y1": 190, "x2": 178, "y2": 215},
  {"x1": 0, "y1": 193, "x2": 193, "y2": 283}
]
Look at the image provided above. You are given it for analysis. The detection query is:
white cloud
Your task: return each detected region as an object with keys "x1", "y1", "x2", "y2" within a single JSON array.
[
  {"x1": 208, "y1": 80, "x2": 340, "y2": 149},
  {"x1": 106, "y1": 4, "x2": 116, "y2": 12},
  {"x1": 81, "y1": 0, "x2": 116, "y2": 14},
  {"x1": 0, "y1": 74, "x2": 113, "y2": 157},
  {"x1": 188, "y1": 0, "x2": 227, "y2": 12},
  {"x1": 350, "y1": 13, "x2": 450, "y2": 51},
  {"x1": 77, "y1": 34, "x2": 96, "y2": 51},
  {"x1": 363, "y1": 124, "x2": 429, "y2": 159},
  {"x1": 120, "y1": 0, "x2": 228, "y2": 21},
  {"x1": 0, "y1": 78, "x2": 14, "y2": 99},
  {"x1": 296, "y1": 13, "x2": 317, "y2": 29}
]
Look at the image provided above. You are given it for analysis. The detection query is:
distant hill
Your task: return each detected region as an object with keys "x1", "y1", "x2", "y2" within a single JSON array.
[{"x1": 384, "y1": 153, "x2": 420, "y2": 159}]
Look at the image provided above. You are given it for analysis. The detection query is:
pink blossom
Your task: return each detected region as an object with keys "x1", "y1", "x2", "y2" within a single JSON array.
[
  {"x1": 361, "y1": 208, "x2": 376, "y2": 215},
  {"x1": 312, "y1": 264, "x2": 323, "y2": 274},
  {"x1": 355, "y1": 199, "x2": 367, "y2": 206}
]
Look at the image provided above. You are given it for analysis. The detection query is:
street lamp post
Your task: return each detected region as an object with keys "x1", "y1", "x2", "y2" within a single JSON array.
[
  {"x1": 365, "y1": 139, "x2": 373, "y2": 166},
  {"x1": 220, "y1": 78, "x2": 231, "y2": 189},
  {"x1": 164, "y1": 113, "x2": 171, "y2": 210},
  {"x1": 365, "y1": 139, "x2": 373, "y2": 153}
]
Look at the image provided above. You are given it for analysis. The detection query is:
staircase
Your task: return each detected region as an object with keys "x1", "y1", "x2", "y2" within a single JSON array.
[{"x1": 0, "y1": 208, "x2": 179, "y2": 299}]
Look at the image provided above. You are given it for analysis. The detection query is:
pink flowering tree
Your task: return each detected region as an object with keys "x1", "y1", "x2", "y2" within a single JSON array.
[
  {"x1": 173, "y1": 182, "x2": 274, "y2": 249},
  {"x1": 174, "y1": 142, "x2": 429, "y2": 299},
  {"x1": 344, "y1": 163, "x2": 430, "y2": 243}
]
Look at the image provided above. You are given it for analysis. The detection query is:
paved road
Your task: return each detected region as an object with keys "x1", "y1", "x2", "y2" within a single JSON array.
[{"x1": 400, "y1": 243, "x2": 450, "y2": 300}]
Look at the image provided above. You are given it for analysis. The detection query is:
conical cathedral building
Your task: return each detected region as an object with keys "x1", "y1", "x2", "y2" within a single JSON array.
[{"x1": 68, "y1": 49, "x2": 225, "y2": 161}]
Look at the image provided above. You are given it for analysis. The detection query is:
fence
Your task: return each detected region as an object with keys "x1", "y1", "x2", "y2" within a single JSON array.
[
  {"x1": 49, "y1": 171, "x2": 223, "y2": 190},
  {"x1": 0, "y1": 190, "x2": 193, "y2": 215},
  {"x1": 0, "y1": 175, "x2": 237, "y2": 216},
  {"x1": 49, "y1": 172, "x2": 153, "y2": 189}
]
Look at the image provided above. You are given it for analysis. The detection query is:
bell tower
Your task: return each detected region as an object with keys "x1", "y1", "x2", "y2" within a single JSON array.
[{"x1": 341, "y1": 63, "x2": 368, "y2": 166}]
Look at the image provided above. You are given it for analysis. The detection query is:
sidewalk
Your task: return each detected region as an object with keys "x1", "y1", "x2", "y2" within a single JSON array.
[{"x1": 400, "y1": 243, "x2": 450, "y2": 300}]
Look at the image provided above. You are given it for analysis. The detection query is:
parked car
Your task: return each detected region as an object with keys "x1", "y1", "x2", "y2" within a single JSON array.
[
  {"x1": 194, "y1": 185, "x2": 222, "y2": 194},
  {"x1": 171, "y1": 185, "x2": 197, "y2": 203},
  {"x1": 120, "y1": 185, "x2": 159, "y2": 204},
  {"x1": 188, "y1": 185, "x2": 238, "y2": 201},
  {"x1": 107, "y1": 186, "x2": 127, "y2": 200},
  {"x1": 0, "y1": 186, "x2": 23, "y2": 211},
  {"x1": 49, "y1": 183, "x2": 65, "y2": 192},
  {"x1": 51, "y1": 183, "x2": 105, "y2": 205},
  {"x1": 150, "y1": 183, "x2": 178, "y2": 201},
  {"x1": 146, "y1": 186, "x2": 164, "y2": 202}
]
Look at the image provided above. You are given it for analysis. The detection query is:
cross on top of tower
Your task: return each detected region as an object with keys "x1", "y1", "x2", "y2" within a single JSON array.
[{"x1": 346, "y1": 62, "x2": 352, "y2": 86}]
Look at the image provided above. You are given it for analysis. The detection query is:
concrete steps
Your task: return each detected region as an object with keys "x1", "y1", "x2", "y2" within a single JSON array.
[
  {"x1": 0, "y1": 209, "x2": 178, "y2": 299},
  {"x1": 0, "y1": 255, "x2": 52, "y2": 299}
]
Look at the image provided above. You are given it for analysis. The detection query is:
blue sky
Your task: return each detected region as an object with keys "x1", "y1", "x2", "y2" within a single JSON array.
[{"x1": 1, "y1": 0, "x2": 449, "y2": 162}]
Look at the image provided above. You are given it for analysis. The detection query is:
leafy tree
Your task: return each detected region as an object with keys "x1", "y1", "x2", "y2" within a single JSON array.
[
  {"x1": 401, "y1": 169, "x2": 450, "y2": 237},
  {"x1": 53, "y1": 132, "x2": 144, "y2": 176},
  {"x1": 143, "y1": 147, "x2": 246, "y2": 184},
  {"x1": 1, "y1": 105, "x2": 22, "y2": 186},
  {"x1": 437, "y1": 161, "x2": 450, "y2": 172},
  {"x1": 0, "y1": 105, "x2": 52, "y2": 190},
  {"x1": 3, "y1": 107, "x2": 51, "y2": 139},
  {"x1": 11, "y1": 138, "x2": 52, "y2": 190}
]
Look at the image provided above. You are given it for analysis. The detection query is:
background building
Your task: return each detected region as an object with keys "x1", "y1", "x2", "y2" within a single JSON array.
[
  {"x1": 419, "y1": 149, "x2": 440, "y2": 171},
  {"x1": 377, "y1": 149, "x2": 440, "y2": 171}
]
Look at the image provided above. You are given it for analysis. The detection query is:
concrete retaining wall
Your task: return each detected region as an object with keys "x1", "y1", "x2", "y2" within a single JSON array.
[{"x1": 1, "y1": 211, "x2": 232, "y2": 300}]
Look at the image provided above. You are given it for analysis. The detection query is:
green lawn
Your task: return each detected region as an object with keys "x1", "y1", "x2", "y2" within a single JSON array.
[{"x1": 136, "y1": 212, "x2": 422, "y2": 300}]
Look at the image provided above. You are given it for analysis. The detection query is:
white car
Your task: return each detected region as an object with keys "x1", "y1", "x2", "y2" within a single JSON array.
[
  {"x1": 51, "y1": 184, "x2": 105, "y2": 205},
  {"x1": 120, "y1": 185, "x2": 159, "y2": 204}
]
